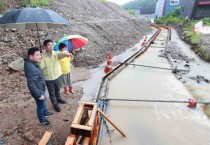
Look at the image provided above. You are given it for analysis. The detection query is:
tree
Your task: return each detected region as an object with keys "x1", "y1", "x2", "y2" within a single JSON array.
[{"x1": 122, "y1": 0, "x2": 156, "y2": 10}]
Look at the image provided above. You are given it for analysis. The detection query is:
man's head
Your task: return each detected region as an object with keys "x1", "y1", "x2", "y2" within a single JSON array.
[
  {"x1": 43, "y1": 39, "x2": 53, "y2": 53},
  {"x1": 28, "y1": 47, "x2": 41, "y2": 62},
  {"x1": 59, "y1": 43, "x2": 67, "y2": 51}
]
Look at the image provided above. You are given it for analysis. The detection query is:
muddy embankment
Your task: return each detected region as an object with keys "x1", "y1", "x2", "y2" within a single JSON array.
[{"x1": 176, "y1": 24, "x2": 210, "y2": 63}]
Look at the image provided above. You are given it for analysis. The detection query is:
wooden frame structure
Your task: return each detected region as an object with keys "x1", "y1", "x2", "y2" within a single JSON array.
[{"x1": 65, "y1": 102, "x2": 101, "y2": 145}]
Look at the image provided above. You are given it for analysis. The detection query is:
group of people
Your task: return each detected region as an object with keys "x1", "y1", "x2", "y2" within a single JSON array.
[{"x1": 24, "y1": 39, "x2": 75, "y2": 125}]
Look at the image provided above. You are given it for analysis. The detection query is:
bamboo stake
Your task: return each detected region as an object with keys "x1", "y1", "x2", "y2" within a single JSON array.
[{"x1": 97, "y1": 109, "x2": 126, "y2": 137}]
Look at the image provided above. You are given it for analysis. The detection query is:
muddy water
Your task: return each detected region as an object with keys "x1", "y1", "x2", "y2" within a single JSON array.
[
  {"x1": 171, "y1": 29, "x2": 210, "y2": 117},
  {"x1": 98, "y1": 29, "x2": 210, "y2": 145},
  {"x1": 76, "y1": 32, "x2": 156, "y2": 102}
]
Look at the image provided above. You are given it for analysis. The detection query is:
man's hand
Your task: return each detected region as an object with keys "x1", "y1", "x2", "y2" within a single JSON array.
[{"x1": 38, "y1": 95, "x2": 45, "y2": 100}]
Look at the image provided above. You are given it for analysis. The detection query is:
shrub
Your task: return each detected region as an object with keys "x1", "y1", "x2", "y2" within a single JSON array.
[
  {"x1": 0, "y1": 0, "x2": 4, "y2": 13},
  {"x1": 155, "y1": 8, "x2": 184, "y2": 26},
  {"x1": 97, "y1": 0, "x2": 107, "y2": 3},
  {"x1": 202, "y1": 17, "x2": 210, "y2": 26},
  {"x1": 21, "y1": 0, "x2": 52, "y2": 7},
  {"x1": 127, "y1": 9, "x2": 135, "y2": 16},
  {"x1": 199, "y1": 45, "x2": 210, "y2": 61},
  {"x1": 186, "y1": 31, "x2": 202, "y2": 44},
  {"x1": 183, "y1": 21, "x2": 198, "y2": 31}
]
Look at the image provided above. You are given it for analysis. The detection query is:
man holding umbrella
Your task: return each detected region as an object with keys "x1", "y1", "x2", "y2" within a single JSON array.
[{"x1": 39, "y1": 39, "x2": 71, "y2": 112}]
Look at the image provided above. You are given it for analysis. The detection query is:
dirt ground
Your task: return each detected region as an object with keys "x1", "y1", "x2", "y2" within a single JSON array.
[
  {"x1": 0, "y1": 30, "x2": 91, "y2": 144},
  {"x1": 0, "y1": 65, "x2": 91, "y2": 145}
]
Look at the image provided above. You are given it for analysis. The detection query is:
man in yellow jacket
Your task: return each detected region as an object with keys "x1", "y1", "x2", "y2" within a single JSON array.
[{"x1": 39, "y1": 39, "x2": 71, "y2": 112}]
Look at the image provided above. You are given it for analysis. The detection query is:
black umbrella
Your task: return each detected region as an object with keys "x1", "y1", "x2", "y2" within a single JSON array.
[{"x1": 0, "y1": 7, "x2": 69, "y2": 50}]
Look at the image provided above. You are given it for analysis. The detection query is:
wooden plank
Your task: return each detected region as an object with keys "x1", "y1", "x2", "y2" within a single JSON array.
[
  {"x1": 76, "y1": 135, "x2": 82, "y2": 144},
  {"x1": 98, "y1": 109, "x2": 126, "y2": 137},
  {"x1": 39, "y1": 131, "x2": 53, "y2": 145},
  {"x1": 83, "y1": 102, "x2": 97, "y2": 106},
  {"x1": 88, "y1": 104, "x2": 97, "y2": 127},
  {"x1": 71, "y1": 124, "x2": 92, "y2": 131},
  {"x1": 83, "y1": 137, "x2": 90, "y2": 145},
  {"x1": 65, "y1": 134, "x2": 76, "y2": 145},
  {"x1": 72, "y1": 103, "x2": 84, "y2": 124},
  {"x1": 84, "y1": 106, "x2": 93, "y2": 110},
  {"x1": 92, "y1": 122, "x2": 100, "y2": 145}
]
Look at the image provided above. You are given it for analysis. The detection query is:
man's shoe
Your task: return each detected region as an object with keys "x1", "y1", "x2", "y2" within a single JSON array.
[
  {"x1": 40, "y1": 119, "x2": 50, "y2": 126},
  {"x1": 54, "y1": 104, "x2": 61, "y2": 112},
  {"x1": 57, "y1": 99, "x2": 66, "y2": 104},
  {"x1": 45, "y1": 112, "x2": 54, "y2": 117}
]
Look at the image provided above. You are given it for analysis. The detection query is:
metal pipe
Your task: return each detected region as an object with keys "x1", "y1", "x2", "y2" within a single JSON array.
[
  {"x1": 118, "y1": 62, "x2": 189, "y2": 72},
  {"x1": 102, "y1": 98, "x2": 210, "y2": 104}
]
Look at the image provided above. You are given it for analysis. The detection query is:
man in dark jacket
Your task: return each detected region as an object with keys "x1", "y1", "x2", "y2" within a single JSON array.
[{"x1": 24, "y1": 47, "x2": 53, "y2": 125}]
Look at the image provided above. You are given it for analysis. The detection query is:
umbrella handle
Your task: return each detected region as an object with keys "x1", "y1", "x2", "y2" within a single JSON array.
[{"x1": 36, "y1": 23, "x2": 42, "y2": 52}]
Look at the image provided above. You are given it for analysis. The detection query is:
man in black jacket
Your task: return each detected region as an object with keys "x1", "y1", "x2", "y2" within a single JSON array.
[{"x1": 24, "y1": 47, "x2": 53, "y2": 125}]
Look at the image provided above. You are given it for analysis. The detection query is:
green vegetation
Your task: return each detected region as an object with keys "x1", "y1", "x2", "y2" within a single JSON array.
[
  {"x1": 199, "y1": 45, "x2": 210, "y2": 61},
  {"x1": 123, "y1": 0, "x2": 156, "y2": 9},
  {"x1": 0, "y1": 0, "x2": 4, "y2": 13},
  {"x1": 202, "y1": 17, "x2": 210, "y2": 26},
  {"x1": 155, "y1": 8, "x2": 184, "y2": 26},
  {"x1": 97, "y1": 0, "x2": 107, "y2": 3},
  {"x1": 155, "y1": 8, "x2": 210, "y2": 62},
  {"x1": 21, "y1": 0, "x2": 52, "y2": 7},
  {"x1": 182, "y1": 18, "x2": 210, "y2": 46},
  {"x1": 183, "y1": 18, "x2": 210, "y2": 31},
  {"x1": 186, "y1": 31, "x2": 202, "y2": 44},
  {"x1": 127, "y1": 9, "x2": 136, "y2": 16}
]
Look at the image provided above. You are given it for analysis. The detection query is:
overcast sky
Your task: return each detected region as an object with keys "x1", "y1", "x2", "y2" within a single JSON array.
[{"x1": 108, "y1": 0, "x2": 134, "y2": 5}]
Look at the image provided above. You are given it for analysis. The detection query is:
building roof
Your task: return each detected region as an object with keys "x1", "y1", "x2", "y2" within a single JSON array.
[
  {"x1": 199, "y1": 1, "x2": 210, "y2": 5},
  {"x1": 140, "y1": 8, "x2": 156, "y2": 14}
]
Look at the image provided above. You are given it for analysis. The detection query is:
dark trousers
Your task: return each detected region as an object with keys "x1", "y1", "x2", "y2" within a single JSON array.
[
  {"x1": 35, "y1": 97, "x2": 48, "y2": 123},
  {"x1": 46, "y1": 76, "x2": 62, "y2": 106}
]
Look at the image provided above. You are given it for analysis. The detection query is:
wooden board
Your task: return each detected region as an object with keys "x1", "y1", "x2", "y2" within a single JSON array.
[
  {"x1": 65, "y1": 134, "x2": 76, "y2": 145},
  {"x1": 71, "y1": 124, "x2": 92, "y2": 131},
  {"x1": 88, "y1": 103, "x2": 97, "y2": 127},
  {"x1": 39, "y1": 131, "x2": 53, "y2": 145},
  {"x1": 83, "y1": 137, "x2": 90, "y2": 145},
  {"x1": 72, "y1": 103, "x2": 84, "y2": 124}
]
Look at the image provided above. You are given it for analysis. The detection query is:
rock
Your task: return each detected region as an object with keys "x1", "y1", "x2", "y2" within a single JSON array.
[
  {"x1": 0, "y1": 132, "x2": 4, "y2": 138},
  {"x1": 63, "y1": 119, "x2": 69, "y2": 122},
  {"x1": 8, "y1": 58, "x2": 24, "y2": 71},
  {"x1": 197, "y1": 75, "x2": 205, "y2": 81},
  {"x1": 20, "y1": 71, "x2": 25, "y2": 76},
  {"x1": 4, "y1": 29, "x2": 9, "y2": 32},
  {"x1": 2, "y1": 59, "x2": 8, "y2": 64},
  {"x1": 189, "y1": 76, "x2": 196, "y2": 80},
  {"x1": 11, "y1": 29, "x2": 18, "y2": 32},
  {"x1": 204, "y1": 79, "x2": 209, "y2": 83},
  {"x1": 3, "y1": 127, "x2": 18, "y2": 136},
  {"x1": 184, "y1": 64, "x2": 190, "y2": 68}
]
